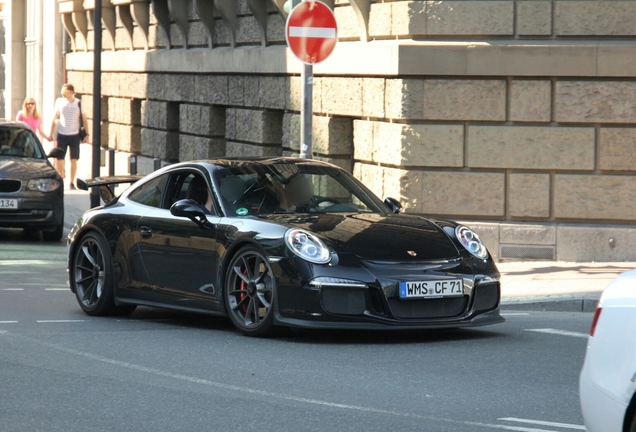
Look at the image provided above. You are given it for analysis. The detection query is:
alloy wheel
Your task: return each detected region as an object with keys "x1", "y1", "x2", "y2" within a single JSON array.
[
  {"x1": 74, "y1": 235, "x2": 106, "y2": 308},
  {"x1": 225, "y1": 247, "x2": 275, "y2": 335}
]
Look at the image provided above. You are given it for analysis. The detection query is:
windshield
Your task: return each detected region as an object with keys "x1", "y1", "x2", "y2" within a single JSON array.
[
  {"x1": 0, "y1": 128, "x2": 44, "y2": 158},
  {"x1": 213, "y1": 163, "x2": 388, "y2": 216}
]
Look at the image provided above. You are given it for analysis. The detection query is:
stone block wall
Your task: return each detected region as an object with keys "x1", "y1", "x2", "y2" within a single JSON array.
[
  {"x1": 79, "y1": 94, "x2": 109, "y2": 148},
  {"x1": 66, "y1": 0, "x2": 636, "y2": 52},
  {"x1": 60, "y1": 0, "x2": 636, "y2": 261},
  {"x1": 353, "y1": 75, "x2": 636, "y2": 258}
]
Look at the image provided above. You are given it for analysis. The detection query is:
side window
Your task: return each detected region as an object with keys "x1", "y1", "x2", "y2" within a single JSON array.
[
  {"x1": 163, "y1": 173, "x2": 196, "y2": 208},
  {"x1": 178, "y1": 174, "x2": 194, "y2": 201},
  {"x1": 128, "y1": 175, "x2": 167, "y2": 208},
  {"x1": 162, "y1": 171, "x2": 217, "y2": 215}
]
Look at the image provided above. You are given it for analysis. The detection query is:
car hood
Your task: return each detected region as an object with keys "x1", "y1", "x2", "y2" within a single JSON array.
[
  {"x1": 259, "y1": 213, "x2": 460, "y2": 261},
  {"x1": 0, "y1": 157, "x2": 59, "y2": 178}
]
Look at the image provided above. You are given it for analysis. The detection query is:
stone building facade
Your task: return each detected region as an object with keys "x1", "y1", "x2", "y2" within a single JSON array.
[
  {"x1": 2, "y1": 1, "x2": 64, "y2": 127},
  {"x1": 55, "y1": 0, "x2": 636, "y2": 262}
]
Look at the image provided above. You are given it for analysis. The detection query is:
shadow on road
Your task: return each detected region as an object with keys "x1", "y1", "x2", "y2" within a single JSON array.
[
  {"x1": 0, "y1": 227, "x2": 65, "y2": 244},
  {"x1": 105, "y1": 306, "x2": 504, "y2": 344}
]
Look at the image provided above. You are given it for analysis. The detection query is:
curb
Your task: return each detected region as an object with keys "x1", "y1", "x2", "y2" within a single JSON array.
[{"x1": 501, "y1": 296, "x2": 599, "y2": 313}]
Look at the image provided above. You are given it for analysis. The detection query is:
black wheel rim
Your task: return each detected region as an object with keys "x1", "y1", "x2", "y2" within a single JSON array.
[
  {"x1": 74, "y1": 237, "x2": 105, "y2": 308},
  {"x1": 227, "y1": 251, "x2": 274, "y2": 329}
]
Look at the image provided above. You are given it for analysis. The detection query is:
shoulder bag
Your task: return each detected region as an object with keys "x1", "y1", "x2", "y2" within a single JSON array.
[{"x1": 78, "y1": 100, "x2": 87, "y2": 141}]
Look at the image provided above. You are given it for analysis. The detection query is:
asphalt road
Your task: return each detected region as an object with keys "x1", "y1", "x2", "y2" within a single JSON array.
[{"x1": 0, "y1": 230, "x2": 592, "y2": 432}]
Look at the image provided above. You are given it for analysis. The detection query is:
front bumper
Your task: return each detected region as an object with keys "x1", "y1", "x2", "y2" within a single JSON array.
[
  {"x1": 274, "y1": 258, "x2": 504, "y2": 330},
  {"x1": 274, "y1": 307, "x2": 504, "y2": 330},
  {"x1": 0, "y1": 193, "x2": 63, "y2": 229}
]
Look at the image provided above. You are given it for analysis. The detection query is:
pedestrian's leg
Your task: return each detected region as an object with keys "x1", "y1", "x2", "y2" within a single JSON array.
[
  {"x1": 70, "y1": 158, "x2": 78, "y2": 189},
  {"x1": 54, "y1": 136, "x2": 68, "y2": 180},
  {"x1": 55, "y1": 157, "x2": 65, "y2": 179},
  {"x1": 68, "y1": 136, "x2": 81, "y2": 190}
]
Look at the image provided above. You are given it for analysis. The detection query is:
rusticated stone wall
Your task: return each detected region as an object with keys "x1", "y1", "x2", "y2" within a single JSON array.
[{"x1": 59, "y1": 0, "x2": 636, "y2": 262}]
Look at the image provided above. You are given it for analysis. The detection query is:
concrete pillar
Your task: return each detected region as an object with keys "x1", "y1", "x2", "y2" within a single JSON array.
[
  {"x1": 0, "y1": 3, "x2": 6, "y2": 118},
  {"x1": 8, "y1": 0, "x2": 26, "y2": 119},
  {"x1": 42, "y1": 0, "x2": 63, "y2": 135},
  {"x1": 25, "y1": 0, "x2": 43, "y2": 118}
]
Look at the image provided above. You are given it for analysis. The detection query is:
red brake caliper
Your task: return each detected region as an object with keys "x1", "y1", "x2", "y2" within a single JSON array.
[{"x1": 239, "y1": 268, "x2": 249, "y2": 313}]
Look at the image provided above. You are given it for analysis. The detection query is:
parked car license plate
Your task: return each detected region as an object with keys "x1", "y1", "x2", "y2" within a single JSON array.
[
  {"x1": 0, "y1": 199, "x2": 17, "y2": 209},
  {"x1": 399, "y1": 279, "x2": 464, "y2": 299}
]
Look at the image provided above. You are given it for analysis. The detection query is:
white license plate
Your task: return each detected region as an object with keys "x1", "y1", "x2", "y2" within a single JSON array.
[
  {"x1": 0, "y1": 199, "x2": 17, "y2": 209},
  {"x1": 399, "y1": 279, "x2": 464, "y2": 299}
]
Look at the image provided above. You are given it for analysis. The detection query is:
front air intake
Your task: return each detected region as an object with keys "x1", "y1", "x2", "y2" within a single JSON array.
[{"x1": 321, "y1": 287, "x2": 366, "y2": 315}]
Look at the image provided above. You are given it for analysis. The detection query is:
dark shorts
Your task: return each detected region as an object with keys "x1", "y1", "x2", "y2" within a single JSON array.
[{"x1": 56, "y1": 133, "x2": 81, "y2": 160}]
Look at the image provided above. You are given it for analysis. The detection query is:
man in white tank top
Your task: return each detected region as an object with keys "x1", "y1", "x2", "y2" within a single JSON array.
[{"x1": 49, "y1": 83, "x2": 89, "y2": 190}]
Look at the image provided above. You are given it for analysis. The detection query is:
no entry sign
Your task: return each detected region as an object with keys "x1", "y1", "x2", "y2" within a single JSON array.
[{"x1": 285, "y1": 1, "x2": 338, "y2": 65}]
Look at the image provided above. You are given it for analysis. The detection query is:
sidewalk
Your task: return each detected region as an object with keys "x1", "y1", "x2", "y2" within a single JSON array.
[
  {"x1": 62, "y1": 189, "x2": 628, "y2": 313},
  {"x1": 64, "y1": 189, "x2": 90, "y2": 231},
  {"x1": 497, "y1": 261, "x2": 633, "y2": 312}
]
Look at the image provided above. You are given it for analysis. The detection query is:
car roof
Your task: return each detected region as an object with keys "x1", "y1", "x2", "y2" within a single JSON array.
[
  {"x1": 206, "y1": 156, "x2": 333, "y2": 167},
  {"x1": 162, "y1": 157, "x2": 339, "y2": 171},
  {"x1": 0, "y1": 120, "x2": 32, "y2": 130}
]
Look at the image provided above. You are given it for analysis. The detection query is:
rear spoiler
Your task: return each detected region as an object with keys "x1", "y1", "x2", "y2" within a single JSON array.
[{"x1": 77, "y1": 175, "x2": 144, "y2": 204}]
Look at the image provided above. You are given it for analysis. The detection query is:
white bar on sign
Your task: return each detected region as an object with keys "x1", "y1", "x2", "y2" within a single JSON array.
[{"x1": 289, "y1": 26, "x2": 336, "y2": 38}]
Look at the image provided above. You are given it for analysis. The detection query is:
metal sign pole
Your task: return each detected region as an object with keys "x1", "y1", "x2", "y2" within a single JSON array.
[
  {"x1": 286, "y1": 0, "x2": 336, "y2": 160},
  {"x1": 300, "y1": 63, "x2": 312, "y2": 159},
  {"x1": 90, "y1": 0, "x2": 102, "y2": 208},
  {"x1": 299, "y1": 0, "x2": 312, "y2": 159}
]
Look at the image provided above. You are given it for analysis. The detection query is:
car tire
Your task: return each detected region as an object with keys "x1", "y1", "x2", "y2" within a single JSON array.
[
  {"x1": 71, "y1": 232, "x2": 130, "y2": 316},
  {"x1": 224, "y1": 246, "x2": 276, "y2": 337},
  {"x1": 42, "y1": 220, "x2": 63, "y2": 242},
  {"x1": 630, "y1": 412, "x2": 636, "y2": 432}
]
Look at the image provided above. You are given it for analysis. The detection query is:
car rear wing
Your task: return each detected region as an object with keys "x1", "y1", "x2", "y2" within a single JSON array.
[{"x1": 76, "y1": 175, "x2": 144, "y2": 205}]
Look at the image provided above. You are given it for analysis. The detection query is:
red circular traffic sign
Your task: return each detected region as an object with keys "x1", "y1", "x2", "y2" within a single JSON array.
[{"x1": 285, "y1": 1, "x2": 338, "y2": 65}]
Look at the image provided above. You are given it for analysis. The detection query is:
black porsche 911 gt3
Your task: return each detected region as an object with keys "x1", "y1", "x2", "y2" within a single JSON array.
[{"x1": 68, "y1": 157, "x2": 504, "y2": 336}]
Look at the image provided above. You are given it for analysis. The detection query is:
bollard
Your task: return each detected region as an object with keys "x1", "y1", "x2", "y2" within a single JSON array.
[
  {"x1": 109, "y1": 149, "x2": 115, "y2": 176},
  {"x1": 129, "y1": 154, "x2": 137, "y2": 175},
  {"x1": 153, "y1": 158, "x2": 161, "y2": 171}
]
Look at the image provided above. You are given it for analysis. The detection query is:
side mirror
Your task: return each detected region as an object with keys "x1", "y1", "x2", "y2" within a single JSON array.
[
  {"x1": 170, "y1": 199, "x2": 214, "y2": 230},
  {"x1": 47, "y1": 148, "x2": 65, "y2": 159},
  {"x1": 384, "y1": 197, "x2": 402, "y2": 214}
]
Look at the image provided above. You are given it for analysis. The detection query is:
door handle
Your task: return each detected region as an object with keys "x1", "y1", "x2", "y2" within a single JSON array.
[{"x1": 139, "y1": 226, "x2": 152, "y2": 238}]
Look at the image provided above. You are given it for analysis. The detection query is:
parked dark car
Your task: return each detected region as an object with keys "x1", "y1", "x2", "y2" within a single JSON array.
[
  {"x1": 68, "y1": 158, "x2": 504, "y2": 336},
  {"x1": 0, "y1": 121, "x2": 64, "y2": 241}
]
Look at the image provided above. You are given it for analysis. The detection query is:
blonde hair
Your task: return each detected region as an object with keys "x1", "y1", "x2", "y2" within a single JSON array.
[{"x1": 20, "y1": 98, "x2": 40, "y2": 120}]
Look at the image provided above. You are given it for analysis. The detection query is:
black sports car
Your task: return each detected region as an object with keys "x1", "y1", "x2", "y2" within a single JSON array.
[
  {"x1": 68, "y1": 158, "x2": 504, "y2": 336},
  {"x1": 0, "y1": 121, "x2": 65, "y2": 241}
]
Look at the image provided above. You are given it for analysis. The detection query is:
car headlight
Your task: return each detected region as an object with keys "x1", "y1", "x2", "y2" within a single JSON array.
[
  {"x1": 455, "y1": 225, "x2": 488, "y2": 260},
  {"x1": 27, "y1": 178, "x2": 61, "y2": 192},
  {"x1": 285, "y1": 229, "x2": 331, "y2": 264}
]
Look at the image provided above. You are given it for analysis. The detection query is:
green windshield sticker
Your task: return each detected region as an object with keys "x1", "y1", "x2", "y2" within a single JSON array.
[{"x1": 236, "y1": 208, "x2": 248, "y2": 216}]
